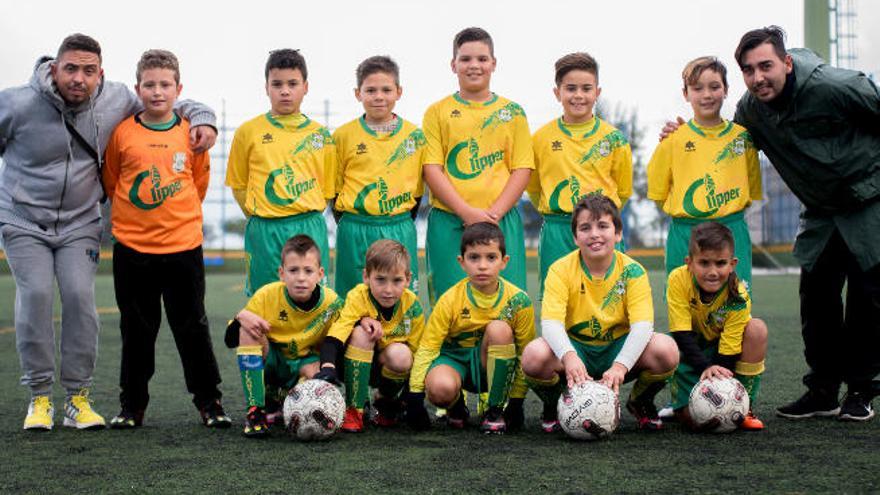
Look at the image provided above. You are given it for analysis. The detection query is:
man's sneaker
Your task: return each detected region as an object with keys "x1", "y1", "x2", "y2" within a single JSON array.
[
  {"x1": 479, "y1": 407, "x2": 507, "y2": 434},
  {"x1": 740, "y1": 411, "x2": 764, "y2": 431},
  {"x1": 626, "y1": 399, "x2": 663, "y2": 430},
  {"x1": 23, "y1": 396, "x2": 54, "y2": 431},
  {"x1": 540, "y1": 403, "x2": 561, "y2": 433},
  {"x1": 372, "y1": 397, "x2": 401, "y2": 427},
  {"x1": 447, "y1": 397, "x2": 470, "y2": 430},
  {"x1": 776, "y1": 390, "x2": 840, "y2": 419},
  {"x1": 838, "y1": 391, "x2": 875, "y2": 422},
  {"x1": 109, "y1": 409, "x2": 144, "y2": 429},
  {"x1": 199, "y1": 400, "x2": 232, "y2": 428},
  {"x1": 243, "y1": 406, "x2": 270, "y2": 437},
  {"x1": 63, "y1": 390, "x2": 105, "y2": 430},
  {"x1": 342, "y1": 406, "x2": 364, "y2": 432}
]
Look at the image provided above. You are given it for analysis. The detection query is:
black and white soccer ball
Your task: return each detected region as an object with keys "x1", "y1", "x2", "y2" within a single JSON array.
[
  {"x1": 557, "y1": 381, "x2": 620, "y2": 440},
  {"x1": 688, "y1": 377, "x2": 749, "y2": 433},
  {"x1": 283, "y1": 379, "x2": 345, "y2": 441}
]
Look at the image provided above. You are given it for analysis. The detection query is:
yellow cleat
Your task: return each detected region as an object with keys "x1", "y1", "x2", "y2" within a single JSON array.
[
  {"x1": 63, "y1": 390, "x2": 106, "y2": 430},
  {"x1": 24, "y1": 396, "x2": 54, "y2": 431}
]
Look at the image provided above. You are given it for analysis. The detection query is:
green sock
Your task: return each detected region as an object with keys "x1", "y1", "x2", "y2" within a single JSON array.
[
  {"x1": 344, "y1": 345, "x2": 374, "y2": 410},
  {"x1": 526, "y1": 374, "x2": 564, "y2": 410},
  {"x1": 629, "y1": 369, "x2": 674, "y2": 404},
  {"x1": 237, "y1": 346, "x2": 265, "y2": 408},
  {"x1": 735, "y1": 360, "x2": 765, "y2": 406},
  {"x1": 378, "y1": 367, "x2": 408, "y2": 398},
  {"x1": 486, "y1": 344, "x2": 516, "y2": 408}
]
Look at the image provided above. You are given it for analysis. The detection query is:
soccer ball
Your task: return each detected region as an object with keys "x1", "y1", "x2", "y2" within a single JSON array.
[
  {"x1": 688, "y1": 377, "x2": 750, "y2": 433},
  {"x1": 557, "y1": 381, "x2": 620, "y2": 441},
  {"x1": 283, "y1": 379, "x2": 345, "y2": 441}
]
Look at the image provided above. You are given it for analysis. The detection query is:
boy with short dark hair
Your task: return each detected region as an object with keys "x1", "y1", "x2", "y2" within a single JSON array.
[
  {"x1": 315, "y1": 239, "x2": 425, "y2": 432},
  {"x1": 422, "y1": 27, "x2": 533, "y2": 305},
  {"x1": 528, "y1": 52, "x2": 632, "y2": 295},
  {"x1": 226, "y1": 49, "x2": 337, "y2": 295},
  {"x1": 103, "y1": 49, "x2": 227, "y2": 429},
  {"x1": 407, "y1": 222, "x2": 535, "y2": 434},
  {"x1": 332, "y1": 55, "x2": 426, "y2": 298},
  {"x1": 231, "y1": 234, "x2": 342, "y2": 437},
  {"x1": 521, "y1": 195, "x2": 679, "y2": 432}
]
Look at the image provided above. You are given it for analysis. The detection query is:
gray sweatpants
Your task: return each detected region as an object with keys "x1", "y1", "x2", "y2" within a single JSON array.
[{"x1": 1, "y1": 221, "x2": 102, "y2": 397}]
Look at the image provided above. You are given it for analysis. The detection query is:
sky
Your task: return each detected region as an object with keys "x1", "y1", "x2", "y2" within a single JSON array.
[
  {"x1": 2, "y1": 0, "x2": 878, "y2": 248},
  {"x1": 2, "y1": 0, "x2": 877, "y2": 135}
]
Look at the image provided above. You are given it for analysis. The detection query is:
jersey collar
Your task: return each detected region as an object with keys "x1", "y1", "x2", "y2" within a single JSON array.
[
  {"x1": 465, "y1": 280, "x2": 505, "y2": 309},
  {"x1": 368, "y1": 290, "x2": 400, "y2": 321},
  {"x1": 265, "y1": 112, "x2": 312, "y2": 131},
  {"x1": 580, "y1": 252, "x2": 616, "y2": 281},
  {"x1": 556, "y1": 116, "x2": 600, "y2": 139},
  {"x1": 284, "y1": 284, "x2": 325, "y2": 313},
  {"x1": 358, "y1": 114, "x2": 403, "y2": 138},
  {"x1": 686, "y1": 119, "x2": 733, "y2": 139},
  {"x1": 453, "y1": 92, "x2": 499, "y2": 107}
]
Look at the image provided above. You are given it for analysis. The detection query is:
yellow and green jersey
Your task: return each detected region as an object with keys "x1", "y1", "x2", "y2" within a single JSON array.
[
  {"x1": 327, "y1": 283, "x2": 425, "y2": 352},
  {"x1": 333, "y1": 115, "x2": 426, "y2": 216},
  {"x1": 410, "y1": 277, "x2": 535, "y2": 397},
  {"x1": 666, "y1": 265, "x2": 751, "y2": 357},
  {"x1": 422, "y1": 93, "x2": 534, "y2": 211},
  {"x1": 243, "y1": 281, "x2": 343, "y2": 358},
  {"x1": 226, "y1": 112, "x2": 337, "y2": 218},
  {"x1": 543, "y1": 250, "x2": 653, "y2": 346},
  {"x1": 647, "y1": 119, "x2": 762, "y2": 218},
  {"x1": 528, "y1": 116, "x2": 632, "y2": 213}
]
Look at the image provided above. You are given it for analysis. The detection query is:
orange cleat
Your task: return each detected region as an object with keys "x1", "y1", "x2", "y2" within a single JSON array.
[
  {"x1": 341, "y1": 406, "x2": 364, "y2": 432},
  {"x1": 740, "y1": 411, "x2": 765, "y2": 431}
]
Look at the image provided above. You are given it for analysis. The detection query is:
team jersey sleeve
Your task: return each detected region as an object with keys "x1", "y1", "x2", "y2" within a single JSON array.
[
  {"x1": 326, "y1": 290, "x2": 367, "y2": 344},
  {"x1": 526, "y1": 133, "x2": 543, "y2": 207},
  {"x1": 409, "y1": 296, "x2": 452, "y2": 393},
  {"x1": 624, "y1": 263, "x2": 653, "y2": 324},
  {"x1": 243, "y1": 286, "x2": 268, "y2": 320},
  {"x1": 192, "y1": 150, "x2": 210, "y2": 201},
  {"x1": 405, "y1": 300, "x2": 426, "y2": 354},
  {"x1": 509, "y1": 110, "x2": 535, "y2": 171},
  {"x1": 744, "y1": 134, "x2": 763, "y2": 201},
  {"x1": 421, "y1": 104, "x2": 444, "y2": 166},
  {"x1": 510, "y1": 293, "x2": 536, "y2": 399},
  {"x1": 316, "y1": 296, "x2": 344, "y2": 346},
  {"x1": 332, "y1": 128, "x2": 346, "y2": 197},
  {"x1": 717, "y1": 292, "x2": 751, "y2": 356},
  {"x1": 225, "y1": 126, "x2": 251, "y2": 191},
  {"x1": 102, "y1": 126, "x2": 123, "y2": 201},
  {"x1": 613, "y1": 141, "x2": 634, "y2": 205},
  {"x1": 666, "y1": 270, "x2": 694, "y2": 332},
  {"x1": 413, "y1": 138, "x2": 427, "y2": 197},
  {"x1": 646, "y1": 138, "x2": 672, "y2": 203},
  {"x1": 541, "y1": 262, "x2": 570, "y2": 323},
  {"x1": 322, "y1": 130, "x2": 338, "y2": 200}
]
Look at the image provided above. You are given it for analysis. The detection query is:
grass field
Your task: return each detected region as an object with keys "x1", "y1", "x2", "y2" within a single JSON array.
[{"x1": 0, "y1": 262, "x2": 878, "y2": 494}]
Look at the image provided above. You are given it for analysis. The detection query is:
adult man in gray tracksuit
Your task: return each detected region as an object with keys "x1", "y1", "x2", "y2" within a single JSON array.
[{"x1": 0, "y1": 33, "x2": 218, "y2": 430}]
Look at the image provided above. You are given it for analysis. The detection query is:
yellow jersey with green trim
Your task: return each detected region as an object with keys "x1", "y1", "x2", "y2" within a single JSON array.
[
  {"x1": 528, "y1": 116, "x2": 632, "y2": 213},
  {"x1": 543, "y1": 250, "x2": 653, "y2": 346},
  {"x1": 422, "y1": 93, "x2": 534, "y2": 211},
  {"x1": 410, "y1": 277, "x2": 535, "y2": 397},
  {"x1": 243, "y1": 282, "x2": 343, "y2": 358},
  {"x1": 327, "y1": 283, "x2": 425, "y2": 352},
  {"x1": 666, "y1": 265, "x2": 751, "y2": 356},
  {"x1": 647, "y1": 119, "x2": 762, "y2": 218},
  {"x1": 333, "y1": 116, "x2": 426, "y2": 215},
  {"x1": 226, "y1": 113, "x2": 337, "y2": 218}
]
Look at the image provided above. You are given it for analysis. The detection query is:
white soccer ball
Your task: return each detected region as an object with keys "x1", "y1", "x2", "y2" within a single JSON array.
[
  {"x1": 283, "y1": 379, "x2": 345, "y2": 441},
  {"x1": 688, "y1": 377, "x2": 750, "y2": 433},
  {"x1": 557, "y1": 381, "x2": 620, "y2": 440}
]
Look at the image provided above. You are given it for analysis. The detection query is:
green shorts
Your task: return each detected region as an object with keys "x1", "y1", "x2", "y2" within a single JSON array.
[
  {"x1": 334, "y1": 212, "x2": 419, "y2": 298},
  {"x1": 666, "y1": 211, "x2": 752, "y2": 289},
  {"x1": 570, "y1": 335, "x2": 627, "y2": 379},
  {"x1": 265, "y1": 344, "x2": 320, "y2": 390},
  {"x1": 426, "y1": 207, "x2": 526, "y2": 305},
  {"x1": 429, "y1": 344, "x2": 488, "y2": 394},
  {"x1": 669, "y1": 337, "x2": 718, "y2": 410},
  {"x1": 539, "y1": 214, "x2": 626, "y2": 298},
  {"x1": 244, "y1": 212, "x2": 330, "y2": 295}
]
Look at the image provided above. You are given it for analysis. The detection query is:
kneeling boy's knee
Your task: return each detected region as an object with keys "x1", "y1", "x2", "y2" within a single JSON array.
[
  {"x1": 521, "y1": 339, "x2": 551, "y2": 376},
  {"x1": 382, "y1": 343, "x2": 413, "y2": 372},
  {"x1": 652, "y1": 334, "x2": 680, "y2": 370},
  {"x1": 485, "y1": 320, "x2": 513, "y2": 343},
  {"x1": 744, "y1": 318, "x2": 768, "y2": 343}
]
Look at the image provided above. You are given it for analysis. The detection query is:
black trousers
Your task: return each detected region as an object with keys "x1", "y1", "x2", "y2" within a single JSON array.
[
  {"x1": 800, "y1": 229, "x2": 880, "y2": 395},
  {"x1": 113, "y1": 243, "x2": 222, "y2": 411}
]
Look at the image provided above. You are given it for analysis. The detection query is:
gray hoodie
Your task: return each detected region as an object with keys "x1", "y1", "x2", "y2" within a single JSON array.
[{"x1": 0, "y1": 57, "x2": 215, "y2": 235}]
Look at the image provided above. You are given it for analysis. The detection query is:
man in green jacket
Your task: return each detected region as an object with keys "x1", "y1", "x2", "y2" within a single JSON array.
[{"x1": 733, "y1": 26, "x2": 879, "y2": 421}]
